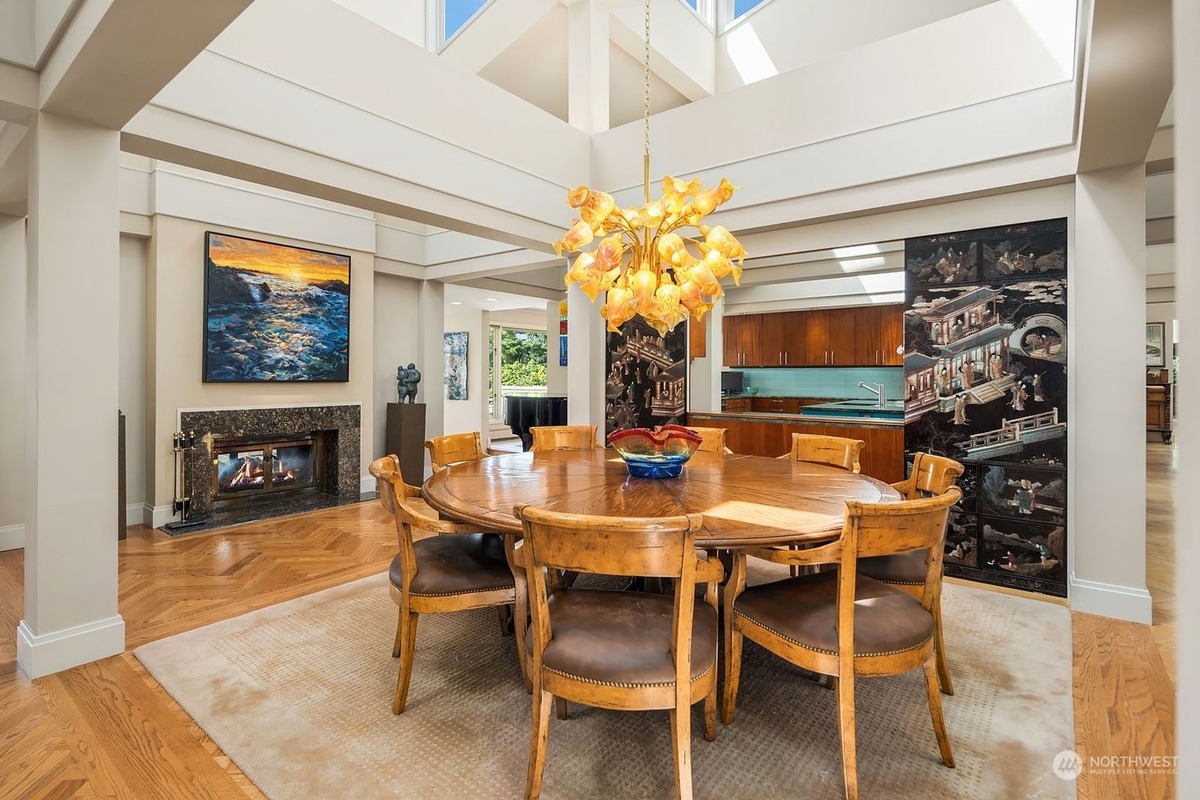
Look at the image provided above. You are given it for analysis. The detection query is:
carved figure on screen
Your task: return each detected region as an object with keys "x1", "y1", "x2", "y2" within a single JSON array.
[
  {"x1": 1032, "y1": 373, "x2": 1045, "y2": 402},
  {"x1": 952, "y1": 393, "x2": 968, "y2": 426},
  {"x1": 1009, "y1": 381, "x2": 1028, "y2": 412},
  {"x1": 958, "y1": 362, "x2": 973, "y2": 390},
  {"x1": 989, "y1": 353, "x2": 1004, "y2": 381},
  {"x1": 396, "y1": 363, "x2": 421, "y2": 403}
]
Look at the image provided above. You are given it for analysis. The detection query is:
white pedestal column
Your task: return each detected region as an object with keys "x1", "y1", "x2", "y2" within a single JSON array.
[
  {"x1": 417, "y1": 279, "x2": 445, "y2": 478},
  {"x1": 566, "y1": 284, "x2": 606, "y2": 432},
  {"x1": 18, "y1": 111, "x2": 124, "y2": 678},
  {"x1": 566, "y1": 0, "x2": 610, "y2": 134},
  {"x1": 1070, "y1": 165, "x2": 1151, "y2": 623},
  {"x1": 0, "y1": 216, "x2": 26, "y2": 551}
]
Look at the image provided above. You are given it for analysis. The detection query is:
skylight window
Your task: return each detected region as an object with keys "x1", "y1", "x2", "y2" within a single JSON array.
[
  {"x1": 732, "y1": 0, "x2": 766, "y2": 18},
  {"x1": 443, "y1": 0, "x2": 488, "y2": 43}
]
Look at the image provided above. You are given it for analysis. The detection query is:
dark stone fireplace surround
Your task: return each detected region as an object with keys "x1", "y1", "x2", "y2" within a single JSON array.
[{"x1": 180, "y1": 403, "x2": 361, "y2": 520}]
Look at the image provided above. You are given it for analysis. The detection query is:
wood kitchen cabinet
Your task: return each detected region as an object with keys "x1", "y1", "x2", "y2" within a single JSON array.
[
  {"x1": 760, "y1": 311, "x2": 806, "y2": 366},
  {"x1": 723, "y1": 305, "x2": 905, "y2": 367},
  {"x1": 723, "y1": 314, "x2": 762, "y2": 367}
]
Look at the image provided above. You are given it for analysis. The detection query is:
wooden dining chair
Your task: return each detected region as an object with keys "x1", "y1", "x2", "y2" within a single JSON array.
[
  {"x1": 721, "y1": 489, "x2": 961, "y2": 800},
  {"x1": 687, "y1": 426, "x2": 733, "y2": 454},
  {"x1": 425, "y1": 431, "x2": 495, "y2": 472},
  {"x1": 369, "y1": 454, "x2": 439, "y2": 525},
  {"x1": 777, "y1": 432, "x2": 864, "y2": 473},
  {"x1": 857, "y1": 451, "x2": 965, "y2": 694},
  {"x1": 515, "y1": 504, "x2": 723, "y2": 800},
  {"x1": 528, "y1": 425, "x2": 599, "y2": 452},
  {"x1": 378, "y1": 467, "x2": 523, "y2": 714}
]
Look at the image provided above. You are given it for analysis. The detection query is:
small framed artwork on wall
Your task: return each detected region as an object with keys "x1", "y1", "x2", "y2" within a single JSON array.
[
  {"x1": 444, "y1": 331, "x2": 468, "y2": 400},
  {"x1": 1146, "y1": 322, "x2": 1166, "y2": 367}
]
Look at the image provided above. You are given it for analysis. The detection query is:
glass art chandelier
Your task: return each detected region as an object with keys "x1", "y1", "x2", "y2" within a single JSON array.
[{"x1": 554, "y1": 0, "x2": 747, "y2": 335}]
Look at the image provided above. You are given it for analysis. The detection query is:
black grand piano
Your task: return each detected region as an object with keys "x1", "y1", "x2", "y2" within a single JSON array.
[{"x1": 503, "y1": 395, "x2": 568, "y2": 451}]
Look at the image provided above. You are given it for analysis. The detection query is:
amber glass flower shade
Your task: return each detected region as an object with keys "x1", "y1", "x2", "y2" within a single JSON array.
[
  {"x1": 608, "y1": 424, "x2": 703, "y2": 479},
  {"x1": 555, "y1": 177, "x2": 747, "y2": 335}
]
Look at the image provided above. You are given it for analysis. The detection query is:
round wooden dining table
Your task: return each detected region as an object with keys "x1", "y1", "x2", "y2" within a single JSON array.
[{"x1": 422, "y1": 449, "x2": 900, "y2": 549}]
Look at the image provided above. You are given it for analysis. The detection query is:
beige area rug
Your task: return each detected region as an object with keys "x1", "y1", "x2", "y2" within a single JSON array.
[{"x1": 134, "y1": 573, "x2": 1076, "y2": 800}]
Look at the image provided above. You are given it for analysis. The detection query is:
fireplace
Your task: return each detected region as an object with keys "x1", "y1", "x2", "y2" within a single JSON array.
[
  {"x1": 177, "y1": 404, "x2": 362, "y2": 524},
  {"x1": 213, "y1": 435, "x2": 321, "y2": 502}
]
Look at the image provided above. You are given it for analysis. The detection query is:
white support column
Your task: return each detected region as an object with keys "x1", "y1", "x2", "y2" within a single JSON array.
[
  {"x1": 417, "y1": 279, "x2": 445, "y2": 478},
  {"x1": 1173, "y1": 0, "x2": 1198, "y2": 792},
  {"x1": 1070, "y1": 165, "x2": 1152, "y2": 623},
  {"x1": 0, "y1": 216, "x2": 26, "y2": 552},
  {"x1": 566, "y1": 284, "x2": 605, "y2": 432},
  {"x1": 18, "y1": 112, "x2": 124, "y2": 678},
  {"x1": 566, "y1": 0, "x2": 610, "y2": 134}
]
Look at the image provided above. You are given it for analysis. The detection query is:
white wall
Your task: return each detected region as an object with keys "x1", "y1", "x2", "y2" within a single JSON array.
[
  {"x1": 0, "y1": 215, "x2": 25, "y2": 549},
  {"x1": 443, "y1": 305, "x2": 488, "y2": 437},
  {"x1": 119, "y1": 235, "x2": 148, "y2": 516},
  {"x1": 145, "y1": 216, "x2": 375, "y2": 519},
  {"x1": 545, "y1": 299, "x2": 567, "y2": 395},
  {"x1": 372, "y1": 270, "x2": 423, "y2": 462}
]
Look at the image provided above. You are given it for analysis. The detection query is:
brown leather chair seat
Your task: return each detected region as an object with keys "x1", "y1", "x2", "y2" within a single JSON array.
[
  {"x1": 733, "y1": 571, "x2": 934, "y2": 657},
  {"x1": 855, "y1": 551, "x2": 926, "y2": 586},
  {"x1": 524, "y1": 589, "x2": 718, "y2": 686},
  {"x1": 394, "y1": 534, "x2": 516, "y2": 597}
]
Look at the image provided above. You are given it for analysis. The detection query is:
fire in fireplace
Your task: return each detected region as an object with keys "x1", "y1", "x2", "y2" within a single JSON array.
[{"x1": 213, "y1": 436, "x2": 319, "y2": 501}]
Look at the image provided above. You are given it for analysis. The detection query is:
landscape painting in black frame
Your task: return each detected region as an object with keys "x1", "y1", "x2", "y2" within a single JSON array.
[{"x1": 203, "y1": 231, "x2": 351, "y2": 382}]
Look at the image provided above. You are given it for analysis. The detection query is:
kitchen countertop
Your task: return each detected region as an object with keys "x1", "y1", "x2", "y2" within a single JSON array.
[{"x1": 691, "y1": 409, "x2": 903, "y2": 428}]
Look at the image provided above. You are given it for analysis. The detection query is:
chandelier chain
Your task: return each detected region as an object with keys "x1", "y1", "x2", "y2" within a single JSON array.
[{"x1": 643, "y1": 0, "x2": 651, "y2": 204}]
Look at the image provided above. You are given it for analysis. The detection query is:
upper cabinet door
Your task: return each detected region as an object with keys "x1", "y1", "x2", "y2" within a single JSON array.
[
  {"x1": 825, "y1": 307, "x2": 858, "y2": 365},
  {"x1": 852, "y1": 305, "x2": 883, "y2": 365},
  {"x1": 761, "y1": 311, "x2": 806, "y2": 366},
  {"x1": 879, "y1": 305, "x2": 905, "y2": 365},
  {"x1": 722, "y1": 314, "x2": 763, "y2": 367}
]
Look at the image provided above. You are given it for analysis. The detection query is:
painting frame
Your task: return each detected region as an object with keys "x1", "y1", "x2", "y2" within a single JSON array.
[
  {"x1": 202, "y1": 231, "x2": 351, "y2": 383},
  {"x1": 1146, "y1": 322, "x2": 1166, "y2": 367},
  {"x1": 444, "y1": 331, "x2": 468, "y2": 400}
]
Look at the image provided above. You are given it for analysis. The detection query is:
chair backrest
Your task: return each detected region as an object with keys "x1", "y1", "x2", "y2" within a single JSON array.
[
  {"x1": 515, "y1": 504, "x2": 711, "y2": 687},
  {"x1": 688, "y1": 426, "x2": 732, "y2": 454},
  {"x1": 781, "y1": 433, "x2": 864, "y2": 473},
  {"x1": 425, "y1": 431, "x2": 487, "y2": 472},
  {"x1": 369, "y1": 454, "x2": 402, "y2": 515},
  {"x1": 515, "y1": 504, "x2": 702, "y2": 579},
  {"x1": 529, "y1": 425, "x2": 599, "y2": 452},
  {"x1": 901, "y1": 452, "x2": 965, "y2": 499}
]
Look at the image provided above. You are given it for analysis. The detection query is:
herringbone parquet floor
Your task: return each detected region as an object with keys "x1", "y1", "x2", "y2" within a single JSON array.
[{"x1": 0, "y1": 449, "x2": 1179, "y2": 799}]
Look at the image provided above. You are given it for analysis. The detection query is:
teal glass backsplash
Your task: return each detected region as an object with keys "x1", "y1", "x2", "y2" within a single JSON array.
[{"x1": 737, "y1": 367, "x2": 903, "y2": 400}]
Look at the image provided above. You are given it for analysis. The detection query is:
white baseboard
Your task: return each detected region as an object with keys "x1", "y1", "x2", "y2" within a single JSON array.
[
  {"x1": 0, "y1": 523, "x2": 23, "y2": 552},
  {"x1": 360, "y1": 476, "x2": 376, "y2": 497},
  {"x1": 126, "y1": 503, "x2": 144, "y2": 526},
  {"x1": 1069, "y1": 573, "x2": 1153, "y2": 623},
  {"x1": 16, "y1": 614, "x2": 125, "y2": 679},
  {"x1": 150, "y1": 504, "x2": 176, "y2": 529}
]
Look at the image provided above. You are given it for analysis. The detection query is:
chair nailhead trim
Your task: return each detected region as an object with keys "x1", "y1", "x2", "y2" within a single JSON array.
[
  {"x1": 545, "y1": 663, "x2": 713, "y2": 690},
  {"x1": 733, "y1": 610, "x2": 933, "y2": 658}
]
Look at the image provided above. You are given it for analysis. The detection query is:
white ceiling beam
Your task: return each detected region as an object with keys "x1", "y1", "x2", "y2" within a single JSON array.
[
  {"x1": 122, "y1": 104, "x2": 566, "y2": 253},
  {"x1": 38, "y1": 0, "x2": 254, "y2": 129},
  {"x1": 1076, "y1": 0, "x2": 1173, "y2": 172},
  {"x1": 0, "y1": 60, "x2": 37, "y2": 124},
  {"x1": 440, "y1": 0, "x2": 560, "y2": 74},
  {"x1": 0, "y1": 126, "x2": 27, "y2": 216},
  {"x1": 609, "y1": 1, "x2": 713, "y2": 102},
  {"x1": 456, "y1": 275, "x2": 565, "y2": 302},
  {"x1": 424, "y1": 249, "x2": 564, "y2": 281}
]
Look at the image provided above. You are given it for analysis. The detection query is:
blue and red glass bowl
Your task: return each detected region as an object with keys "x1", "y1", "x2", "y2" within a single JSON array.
[{"x1": 607, "y1": 424, "x2": 703, "y2": 479}]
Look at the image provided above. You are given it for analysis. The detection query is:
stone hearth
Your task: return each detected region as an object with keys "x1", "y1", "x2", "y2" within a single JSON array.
[{"x1": 177, "y1": 404, "x2": 361, "y2": 526}]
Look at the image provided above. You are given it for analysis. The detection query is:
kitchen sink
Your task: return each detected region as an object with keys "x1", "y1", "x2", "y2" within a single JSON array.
[{"x1": 800, "y1": 399, "x2": 904, "y2": 419}]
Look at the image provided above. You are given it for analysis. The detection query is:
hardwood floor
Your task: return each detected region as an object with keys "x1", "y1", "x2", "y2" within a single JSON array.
[{"x1": 0, "y1": 449, "x2": 1179, "y2": 799}]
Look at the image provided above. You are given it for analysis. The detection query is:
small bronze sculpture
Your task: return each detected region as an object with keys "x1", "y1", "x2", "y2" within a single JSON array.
[{"x1": 397, "y1": 363, "x2": 421, "y2": 403}]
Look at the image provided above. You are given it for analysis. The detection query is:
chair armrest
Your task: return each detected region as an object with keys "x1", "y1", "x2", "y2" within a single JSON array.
[
  {"x1": 695, "y1": 553, "x2": 725, "y2": 584},
  {"x1": 744, "y1": 537, "x2": 841, "y2": 568}
]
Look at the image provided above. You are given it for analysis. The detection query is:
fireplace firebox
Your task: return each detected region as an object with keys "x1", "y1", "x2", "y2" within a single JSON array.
[{"x1": 212, "y1": 435, "x2": 321, "y2": 503}]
